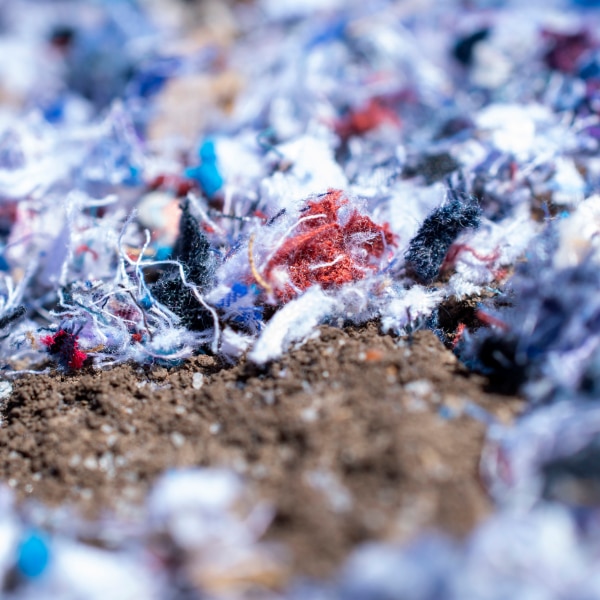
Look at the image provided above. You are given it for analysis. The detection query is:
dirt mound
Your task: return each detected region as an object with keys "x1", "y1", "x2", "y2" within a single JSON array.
[{"x1": 0, "y1": 325, "x2": 521, "y2": 578}]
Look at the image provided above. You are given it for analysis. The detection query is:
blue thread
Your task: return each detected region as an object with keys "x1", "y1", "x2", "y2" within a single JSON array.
[
  {"x1": 306, "y1": 20, "x2": 346, "y2": 50},
  {"x1": 438, "y1": 405, "x2": 454, "y2": 420}
]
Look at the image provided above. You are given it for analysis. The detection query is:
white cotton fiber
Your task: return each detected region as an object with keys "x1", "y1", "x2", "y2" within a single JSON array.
[{"x1": 249, "y1": 286, "x2": 338, "y2": 364}]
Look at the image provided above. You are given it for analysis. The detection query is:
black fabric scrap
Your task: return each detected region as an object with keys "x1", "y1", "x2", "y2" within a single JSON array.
[
  {"x1": 405, "y1": 193, "x2": 481, "y2": 284},
  {"x1": 151, "y1": 200, "x2": 215, "y2": 331}
]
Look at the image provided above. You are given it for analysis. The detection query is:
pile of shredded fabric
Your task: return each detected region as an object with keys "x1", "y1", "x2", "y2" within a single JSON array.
[{"x1": 3, "y1": 0, "x2": 600, "y2": 597}]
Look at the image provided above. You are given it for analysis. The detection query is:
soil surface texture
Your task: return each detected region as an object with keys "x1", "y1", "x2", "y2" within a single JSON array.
[{"x1": 0, "y1": 324, "x2": 522, "y2": 578}]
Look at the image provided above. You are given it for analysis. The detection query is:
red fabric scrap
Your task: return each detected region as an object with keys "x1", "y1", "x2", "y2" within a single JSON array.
[
  {"x1": 148, "y1": 174, "x2": 197, "y2": 197},
  {"x1": 75, "y1": 244, "x2": 99, "y2": 261},
  {"x1": 263, "y1": 189, "x2": 396, "y2": 301},
  {"x1": 452, "y1": 322, "x2": 466, "y2": 349},
  {"x1": 41, "y1": 329, "x2": 87, "y2": 370},
  {"x1": 475, "y1": 310, "x2": 509, "y2": 331},
  {"x1": 335, "y1": 98, "x2": 401, "y2": 140},
  {"x1": 543, "y1": 29, "x2": 593, "y2": 74}
]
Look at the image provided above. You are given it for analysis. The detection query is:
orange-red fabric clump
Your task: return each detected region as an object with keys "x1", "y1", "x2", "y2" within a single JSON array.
[
  {"x1": 263, "y1": 189, "x2": 396, "y2": 301},
  {"x1": 335, "y1": 98, "x2": 401, "y2": 140}
]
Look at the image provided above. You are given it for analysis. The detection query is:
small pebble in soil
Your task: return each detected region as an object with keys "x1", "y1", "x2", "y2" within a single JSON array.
[{"x1": 192, "y1": 372, "x2": 204, "y2": 390}]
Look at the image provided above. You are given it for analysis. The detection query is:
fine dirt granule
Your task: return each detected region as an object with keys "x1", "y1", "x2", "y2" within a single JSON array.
[{"x1": 0, "y1": 325, "x2": 521, "y2": 578}]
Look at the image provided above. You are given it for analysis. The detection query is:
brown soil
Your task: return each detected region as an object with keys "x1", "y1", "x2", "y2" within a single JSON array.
[{"x1": 0, "y1": 324, "x2": 522, "y2": 579}]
